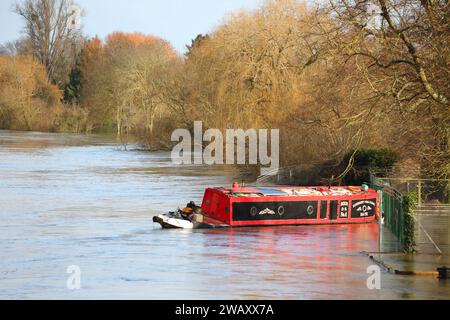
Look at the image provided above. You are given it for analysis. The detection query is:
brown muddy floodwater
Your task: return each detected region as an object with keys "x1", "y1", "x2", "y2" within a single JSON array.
[{"x1": 0, "y1": 130, "x2": 449, "y2": 299}]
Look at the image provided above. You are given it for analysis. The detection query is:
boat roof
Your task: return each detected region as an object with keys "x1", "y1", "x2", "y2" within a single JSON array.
[{"x1": 212, "y1": 186, "x2": 377, "y2": 198}]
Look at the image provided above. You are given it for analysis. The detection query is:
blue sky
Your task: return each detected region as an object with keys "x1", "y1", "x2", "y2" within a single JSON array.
[{"x1": 0, "y1": 0, "x2": 264, "y2": 53}]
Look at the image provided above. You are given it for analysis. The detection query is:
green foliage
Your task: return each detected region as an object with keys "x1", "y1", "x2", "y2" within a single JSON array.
[
  {"x1": 64, "y1": 66, "x2": 82, "y2": 104},
  {"x1": 353, "y1": 148, "x2": 399, "y2": 170},
  {"x1": 343, "y1": 148, "x2": 399, "y2": 185},
  {"x1": 402, "y1": 192, "x2": 418, "y2": 253}
]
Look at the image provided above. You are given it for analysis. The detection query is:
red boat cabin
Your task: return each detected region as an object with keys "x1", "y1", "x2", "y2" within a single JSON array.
[{"x1": 200, "y1": 185, "x2": 379, "y2": 227}]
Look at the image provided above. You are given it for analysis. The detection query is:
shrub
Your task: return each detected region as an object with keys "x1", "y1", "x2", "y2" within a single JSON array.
[
  {"x1": 343, "y1": 148, "x2": 399, "y2": 185},
  {"x1": 402, "y1": 192, "x2": 417, "y2": 253},
  {"x1": 0, "y1": 55, "x2": 61, "y2": 131}
]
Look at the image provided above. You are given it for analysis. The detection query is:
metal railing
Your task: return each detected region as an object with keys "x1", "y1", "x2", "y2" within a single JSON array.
[
  {"x1": 371, "y1": 177, "x2": 450, "y2": 206},
  {"x1": 370, "y1": 176, "x2": 408, "y2": 249},
  {"x1": 371, "y1": 175, "x2": 450, "y2": 253}
]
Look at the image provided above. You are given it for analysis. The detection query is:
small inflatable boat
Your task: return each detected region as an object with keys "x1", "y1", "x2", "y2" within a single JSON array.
[
  {"x1": 153, "y1": 201, "x2": 229, "y2": 229},
  {"x1": 152, "y1": 211, "x2": 195, "y2": 229}
]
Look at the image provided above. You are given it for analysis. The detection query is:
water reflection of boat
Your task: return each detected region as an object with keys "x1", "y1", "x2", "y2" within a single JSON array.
[{"x1": 153, "y1": 183, "x2": 379, "y2": 229}]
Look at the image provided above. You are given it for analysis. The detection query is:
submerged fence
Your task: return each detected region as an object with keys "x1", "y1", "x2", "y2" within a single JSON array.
[
  {"x1": 370, "y1": 176, "x2": 413, "y2": 252},
  {"x1": 371, "y1": 176, "x2": 450, "y2": 253}
]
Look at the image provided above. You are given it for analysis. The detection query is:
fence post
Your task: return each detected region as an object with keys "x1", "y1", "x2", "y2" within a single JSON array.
[
  {"x1": 417, "y1": 179, "x2": 422, "y2": 207},
  {"x1": 378, "y1": 190, "x2": 383, "y2": 252},
  {"x1": 447, "y1": 180, "x2": 450, "y2": 204}
]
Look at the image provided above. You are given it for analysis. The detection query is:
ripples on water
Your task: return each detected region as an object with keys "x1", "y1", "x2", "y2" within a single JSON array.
[{"x1": 0, "y1": 130, "x2": 448, "y2": 299}]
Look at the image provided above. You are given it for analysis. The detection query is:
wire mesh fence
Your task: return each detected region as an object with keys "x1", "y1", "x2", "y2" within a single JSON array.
[
  {"x1": 371, "y1": 177, "x2": 450, "y2": 205},
  {"x1": 372, "y1": 175, "x2": 450, "y2": 254}
]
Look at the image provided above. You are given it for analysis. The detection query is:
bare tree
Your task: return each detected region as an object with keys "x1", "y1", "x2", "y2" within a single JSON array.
[
  {"x1": 323, "y1": 1, "x2": 450, "y2": 179},
  {"x1": 327, "y1": 0, "x2": 449, "y2": 108},
  {"x1": 0, "y1": 38, "x2": 30, "y2": 56},
  {"x1": 14, "y1": 0, "x2": 83, "y2": 86}
]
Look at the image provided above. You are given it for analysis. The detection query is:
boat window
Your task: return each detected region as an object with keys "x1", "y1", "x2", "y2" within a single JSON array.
[
  {"x1": 320, "y1": 200, "x2": 327, "y2": 219},
  {"x1": 330, "y1": 200, "x2": 338, "y2": 220}
]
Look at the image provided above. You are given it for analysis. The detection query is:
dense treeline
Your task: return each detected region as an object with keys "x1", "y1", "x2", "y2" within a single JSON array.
[
  {"x1": 80, "y1": 32, "x2": 182, "y2": 147},
  {"x1": 0, "y1": 54, "x2": 87, "y2": 131},
  {"x1": 0, "y1": 0, "x2": 448, "y2": 181}
]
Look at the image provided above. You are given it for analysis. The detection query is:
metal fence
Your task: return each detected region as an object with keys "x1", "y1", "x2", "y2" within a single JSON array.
[
  {"x1": 370, "y1": 176, "x2": 409, "y2": 249},
  {"x1": 372, "y1": 177, "x2": 450, "y2": 205},
  {"x1": 371, "y1": 176, "x2": 450, "y2": 253}
]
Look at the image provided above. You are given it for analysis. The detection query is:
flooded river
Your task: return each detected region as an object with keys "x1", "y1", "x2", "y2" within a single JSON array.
[{"x1": 0, "y1": 130, "x2": 448, "y2": 299}]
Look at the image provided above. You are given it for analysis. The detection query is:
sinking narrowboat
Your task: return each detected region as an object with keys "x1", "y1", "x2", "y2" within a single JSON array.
[{"x1": 153, "y1": 183, "x2": 379, "y2": 229}]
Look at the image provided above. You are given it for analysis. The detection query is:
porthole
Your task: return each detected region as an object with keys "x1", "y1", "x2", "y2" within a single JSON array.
[
  {"x1": 307, "y1": 205, "x2": 314, "y2": 215},
  {"x1": 250, "y1": 206, "x2": 258, "y2": 216},
  {"x1": 278, "y1": 206, "x2": 285, "y2": 216}
]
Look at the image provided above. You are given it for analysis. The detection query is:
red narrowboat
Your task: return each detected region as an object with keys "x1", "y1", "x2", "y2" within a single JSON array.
[{"x1": 153, "y1": 183, "x2": 380, "y2": 229}]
